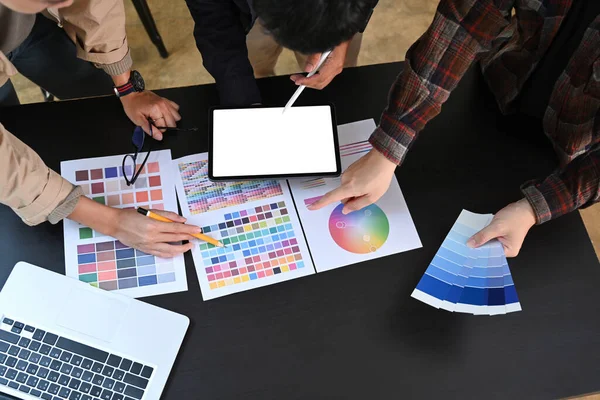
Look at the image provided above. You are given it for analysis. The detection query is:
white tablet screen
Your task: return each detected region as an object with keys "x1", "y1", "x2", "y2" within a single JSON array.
[{"x1": 211, "y1": 106, "x2": 339, "y2": 178}]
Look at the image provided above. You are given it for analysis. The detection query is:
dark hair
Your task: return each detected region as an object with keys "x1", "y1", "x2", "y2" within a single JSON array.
[{"x1": 253, "y1": 0, "x2": 373, "y2": 54}]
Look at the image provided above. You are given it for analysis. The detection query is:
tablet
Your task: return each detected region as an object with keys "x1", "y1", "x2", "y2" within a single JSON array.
[{"x1": 209, "y1": 105, "x2": 341, "y2": 180}]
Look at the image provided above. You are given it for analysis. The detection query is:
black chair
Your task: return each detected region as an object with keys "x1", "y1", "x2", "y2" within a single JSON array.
[{"x1": 131, "y1": 0, "x2": 169, "y2": 59}]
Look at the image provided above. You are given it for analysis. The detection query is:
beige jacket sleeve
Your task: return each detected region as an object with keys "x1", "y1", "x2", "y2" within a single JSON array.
[
  {"x1": 53, "y1": 0, "x2": 132, "y2": 76},
  {"x1": 0, "y1": 123, "x2": 82, "y2": 226}
]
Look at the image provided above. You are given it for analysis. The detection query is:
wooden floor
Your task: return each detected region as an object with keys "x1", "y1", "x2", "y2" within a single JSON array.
[{"x1": 8, "y1": 2, "x2": 600, "y2": 396}]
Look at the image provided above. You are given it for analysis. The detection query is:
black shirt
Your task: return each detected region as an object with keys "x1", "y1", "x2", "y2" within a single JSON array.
[{"x1": 185, "y1": 0, "x2": 379, "y2": 106}]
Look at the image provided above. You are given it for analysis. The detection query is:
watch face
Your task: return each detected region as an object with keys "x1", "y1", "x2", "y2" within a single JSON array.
[{"x1": 131, "y1": 70, "x2": 145, "y2": 92}]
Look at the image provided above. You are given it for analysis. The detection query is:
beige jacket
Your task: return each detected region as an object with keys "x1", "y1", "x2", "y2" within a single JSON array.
[
  {"x1": 1, "y1": 0, "x2": 132, "y2": 86},
  {"x1": 0, "y1": 123, "x2": 82, "y2": 225},
  {"x1": 0, "y1": 0, "x2": 132, "y2": 225}
]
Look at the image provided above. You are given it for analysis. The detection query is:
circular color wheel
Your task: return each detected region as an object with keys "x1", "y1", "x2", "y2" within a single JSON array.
[{"x1": 328, "y1": 203, "x2": 390, "y2": 254}]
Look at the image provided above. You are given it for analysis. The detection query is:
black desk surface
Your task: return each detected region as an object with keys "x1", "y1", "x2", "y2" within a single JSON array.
[{"x1": 1, "y1": 62, "x2": 599, "y2": 400}]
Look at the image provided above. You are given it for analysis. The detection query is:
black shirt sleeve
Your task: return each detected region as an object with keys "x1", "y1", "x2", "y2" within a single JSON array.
[{"x1": 185, "y1": 0, "x2": 261, "y2": 105}]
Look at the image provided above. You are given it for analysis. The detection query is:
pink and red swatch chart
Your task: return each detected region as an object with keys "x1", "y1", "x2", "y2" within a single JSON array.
[
  {"x1": 174, "y1": 153, "x2": 315, "y2": 300},
  {"x1": 73, "y1": 161, "x2": 165, "y2": 239},
  {"x1": 61, "y1": 150, "x2": 188, "y2": 298}
]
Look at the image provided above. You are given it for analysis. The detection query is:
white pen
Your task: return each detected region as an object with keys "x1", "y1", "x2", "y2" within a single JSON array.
[{"x1": 282, "y1": 50, "x2": 332, "y2": 114}]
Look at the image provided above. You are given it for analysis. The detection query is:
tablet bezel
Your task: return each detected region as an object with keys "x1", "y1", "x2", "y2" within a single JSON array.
[{"x1": 208, "y1": 104, "x2": 341, "y2": 181}]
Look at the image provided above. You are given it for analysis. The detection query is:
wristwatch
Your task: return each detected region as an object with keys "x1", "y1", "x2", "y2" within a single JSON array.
[{"x1": 113, "y1": 70, "x2": 145, "y2": 98}]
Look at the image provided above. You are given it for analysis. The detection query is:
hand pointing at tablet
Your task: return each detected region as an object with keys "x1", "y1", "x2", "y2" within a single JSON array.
[{"x1": 308, "y1": 149, "x2": 396, "y2": 214}]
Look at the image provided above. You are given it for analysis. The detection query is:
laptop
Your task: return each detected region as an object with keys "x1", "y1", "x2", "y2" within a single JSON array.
[{"x1": 0, "y1": 262, "x2": 189, "y2": 400}]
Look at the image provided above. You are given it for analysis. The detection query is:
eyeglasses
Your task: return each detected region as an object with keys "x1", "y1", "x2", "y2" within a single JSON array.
[{"x1": 122, "y1": 119, "x2": 198, "y2": 186}]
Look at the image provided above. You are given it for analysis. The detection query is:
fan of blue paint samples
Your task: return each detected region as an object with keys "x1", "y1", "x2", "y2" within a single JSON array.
[{"x1": 411, "y1": 210, "x2": 521, "y2": 315}]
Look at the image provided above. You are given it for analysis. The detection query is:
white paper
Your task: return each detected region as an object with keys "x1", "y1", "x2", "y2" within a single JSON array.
[
  {"x1": 61, "y1": 150, "x2": 187, "y2": 298},
  {"x1": 212, "y1": 106, "x2": 338, "y2": 177},
  {"x1": 288, "y1": 119, "x2": 422, "y2": 272},
  {"x1": 173, "y1": 153, "x2": 315, "y2": 300}
]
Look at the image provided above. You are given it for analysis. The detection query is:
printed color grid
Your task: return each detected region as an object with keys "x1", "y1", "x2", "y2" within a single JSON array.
[
  {"x1": 63, "y1": 150, "x2": 188, "y2": 298},
  {"x1": 178, "y1": 160, "x2": 283, "y2": 214},
  {"x1": 198, "y1": 201, "x2": 304, "y2": 290},
  {"x1": 74, "y1": 162, "x2": 164, "y2": 239},
  {"x1": 76, "y1": 240, "x2": 176, "y2": 290}
]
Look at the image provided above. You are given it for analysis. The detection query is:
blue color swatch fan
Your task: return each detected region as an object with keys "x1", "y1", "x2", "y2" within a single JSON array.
[{"x1": 411, "y1": 210, "x2": 521, "y2": 315}]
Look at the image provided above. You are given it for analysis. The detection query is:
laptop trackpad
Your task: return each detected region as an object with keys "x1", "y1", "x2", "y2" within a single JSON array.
[{"x1": 56, "y1": 287, "x2": 128, "y2": 343}]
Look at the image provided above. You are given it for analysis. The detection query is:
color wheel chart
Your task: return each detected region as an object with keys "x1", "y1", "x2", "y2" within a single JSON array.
[
  {"x1": 61, "y1": 150, "x2": 188, "y2": 298},
  {"x1": 411, "y1": 210, "x2": 521, "y2": 315},
  {"x1": 289, "y1": 119, "x2": 421, "y2": 272},
  {"x1": 174, "y1": 153, "x2": 315, "y2": 300},
  {"x1": 302, "y1": 197, "x2": 390, "y2": 254}
]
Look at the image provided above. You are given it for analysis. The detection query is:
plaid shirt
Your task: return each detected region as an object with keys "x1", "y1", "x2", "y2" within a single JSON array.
[{"x1": 369, "y1": 0, "x2": 600, "y2": 224}]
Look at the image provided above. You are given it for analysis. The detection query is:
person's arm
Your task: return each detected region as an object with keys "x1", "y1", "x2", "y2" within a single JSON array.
[
  {"x1": 522, "y1": 144, "x2": 600, "y2": 223},
  {"x1": 467, "y1": 144, "x2": 600, "y2": 257},
  {"x1": 310, "y1": 0, "x2": 515, "y2": 213},
  {"x1": 54, "y1": 0, "x2": 131, "y2": 76},
  {"x1": 369, "y1": 0, "x2": 513, "y2": 165},
  {"x1": 0, "y1": 123, "x2": 199, "y2": 257},
  {"x1": 185, "y1": 0, "x2": 261, "y2": 106},
  {"x1": 68, "y1": 198, "x2": 198, "y2": 258},
  {"x1": 0, "y1": 123, "x2": 74, "y2": 226},
  {"x1": 55, "y1": 0, "x2": 180, "y2": 139},
  {"x1": 290, "y1": 40, "x2": 353, "y2": 90}
]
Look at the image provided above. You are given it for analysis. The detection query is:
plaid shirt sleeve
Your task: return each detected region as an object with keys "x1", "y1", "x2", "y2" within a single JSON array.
[
  {"x1": 522, "y1": 144, "x2": 600, "y2": 224},
  {"x1": 369, "y1": 0, "x2": 513, "y2": 165}
]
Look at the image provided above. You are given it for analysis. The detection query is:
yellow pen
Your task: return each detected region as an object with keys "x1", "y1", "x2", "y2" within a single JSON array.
[{"x1": 137, "y1": 207, "x2": 225, "y2": 248}]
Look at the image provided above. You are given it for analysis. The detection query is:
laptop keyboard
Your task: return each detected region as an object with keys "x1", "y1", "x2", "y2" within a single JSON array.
[{"x1": 0, "y1": 317, "x2": 153, "y2": 400}]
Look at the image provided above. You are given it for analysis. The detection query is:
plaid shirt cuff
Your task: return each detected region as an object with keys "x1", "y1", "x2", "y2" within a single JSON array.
[
  {"x1": 521, "y1": 182, "x2": 552, "y2": 224},
  {"x1": 369, "y1": 126, "x2": 411, "y2": 166}
]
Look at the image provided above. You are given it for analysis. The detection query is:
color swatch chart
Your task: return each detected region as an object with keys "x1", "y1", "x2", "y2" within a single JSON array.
[
  {"x1": 289, "y1": 119, "x2": 422, "y2": 272},
  {"x1": 178, "y1": 159, "x2": 283, "y2": 214},
  {"x1": 76, "y1": 240, "x2": 177, "y2": 291},
  {"x1": 74, "y1": 161, "x2": 166, "y2": 239},
  {"x1": 174, "y1": 153, "x2": 314, "y2": 300},
  {"x1": 411, "y1": 210, "x2": 522, "y2": 315},
  {"x1": 61, "y1": 150, "x2": 188, "y2": 298}
]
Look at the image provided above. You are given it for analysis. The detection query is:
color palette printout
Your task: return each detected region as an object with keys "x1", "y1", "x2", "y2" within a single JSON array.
[
  {"x1": 288, "y1": 119, "x2": 422, "y2": 272},
  {"x1": 61, "y1": 150, "x2": 188, "y2": 298},
  {"x1": 411, "y1": 210, "x2": 521, "y2": 315},
  {"x1": 174, "y1": 154, "x2": 315, "y2": 300}
]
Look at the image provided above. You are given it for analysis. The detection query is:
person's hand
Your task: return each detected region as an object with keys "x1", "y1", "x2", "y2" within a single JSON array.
[
  {"x1": 308, "y1": 149, "x2": 397, "y2": 214},
  {"x1": 120, "y1": 91, "x2": 181, "y2": 141},
  {"x1": 467, "y1": 199, "x2": 537, "y2": 257},
  {"x1": 290, "y1": 40, "x2": 351, "y2": 90},
  {"x1": 111, "y1": 208, "x2": 200, "y2": 258}
]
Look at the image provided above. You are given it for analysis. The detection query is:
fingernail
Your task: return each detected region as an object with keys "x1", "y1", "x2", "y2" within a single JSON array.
[
  {"x1": 466, "y1": 238, "x2": 476, "y2": 247},
  {"x1": 342, "y1": 209, "x2": 349, "y2": 215}
]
